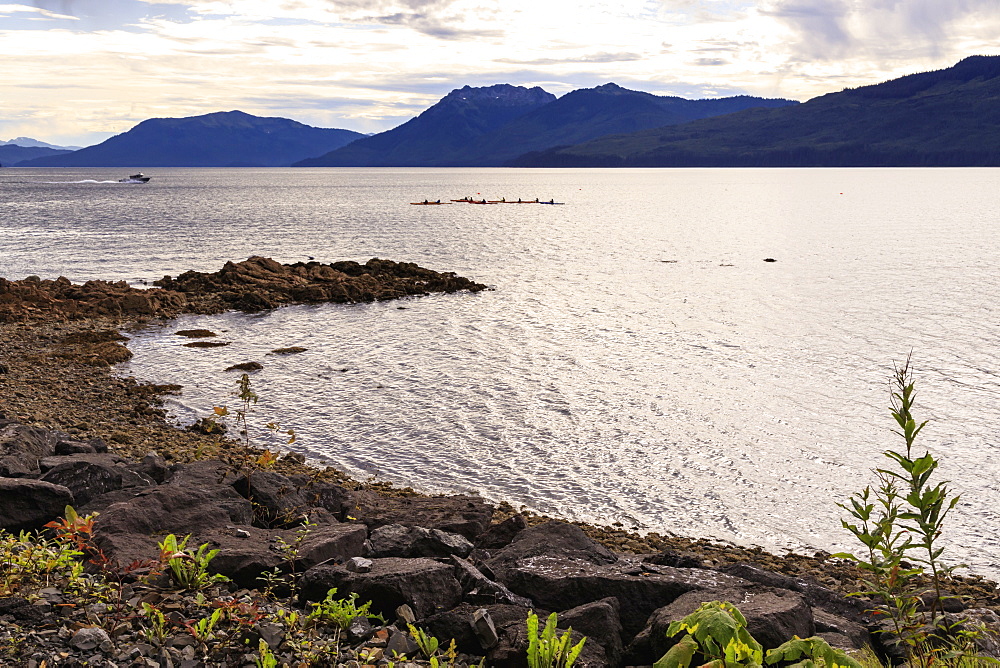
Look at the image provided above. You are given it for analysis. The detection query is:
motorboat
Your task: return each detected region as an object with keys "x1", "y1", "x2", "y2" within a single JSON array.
[{"x1": 118, "y1": 173, "x2": 151, "y2": 183}]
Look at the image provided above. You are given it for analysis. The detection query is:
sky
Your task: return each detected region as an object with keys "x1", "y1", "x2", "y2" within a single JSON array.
[{"x1": 1, "y1": 0, "x2": 998, "y2": 147}]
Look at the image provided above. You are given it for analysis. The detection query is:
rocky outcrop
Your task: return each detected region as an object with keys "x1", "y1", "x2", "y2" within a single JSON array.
[
  {"x1": 155, "y1": 256, "x2": 487, "y2": 314},
  {"x1": 0, "y1": 256, "x2": 487, "y2": 322}
]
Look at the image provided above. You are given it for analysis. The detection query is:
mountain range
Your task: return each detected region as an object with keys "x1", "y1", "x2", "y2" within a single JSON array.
[
  {"x1": 20, "y1": 111, "x2": 364, "y2": 167},
  {"x1": 0, "y1": 137, "x2": 81, "y2": 150},
  {"x1": 10, "y1": 56, "x2": 1000, "y2": 169},
  {"x1": 295, "y1": 83, "x2": 796, "y2": 167},
  {"x1": 0, "y1": 144, "x2": 73, "y2": 167},
  {"x1": 512, "y1": 55, "x2": 1000, "y2": 167}
]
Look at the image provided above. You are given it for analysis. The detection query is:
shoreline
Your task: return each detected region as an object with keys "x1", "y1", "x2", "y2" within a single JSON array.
[
  {"x1": 0, "y1": 257, "x2": 995, "y2": 597},
  {"x1": 3, "y1": 257, "x2": 999, "y2": 665}
]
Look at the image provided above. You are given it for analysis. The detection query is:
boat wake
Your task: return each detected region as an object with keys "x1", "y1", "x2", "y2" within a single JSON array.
[{"x1": 40, "y1": 180, "x2": 124, "y2": 184}]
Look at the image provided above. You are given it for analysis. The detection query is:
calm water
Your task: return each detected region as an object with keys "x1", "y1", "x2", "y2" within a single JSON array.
[{"x1": 3, "y1": 167, "x2": 1000, "y2": 577}]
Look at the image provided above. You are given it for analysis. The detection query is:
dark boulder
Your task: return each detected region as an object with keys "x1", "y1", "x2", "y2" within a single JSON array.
[
  {"x1": 0, "y1": 478, "x2": 74, "y2": 531},
  {"x1": 476, "y1": 513, "x2": 528, "y2": 549},
  {"x1": 0, "y1": 422, "x2": 58, "y2": 477},
  {"x1": 54, "y1": 439, "x2": 97, "y2": 455},
  {"x1": 231, "y1": 470, "x2": 315, "y2": 528},
  {"x1": 366, "y1": 524, "x2": 474, "y2": 559},
  {"x1": 352, "y1": 492, "x2": 493, "y2": 540},
  {"x1": 195, "y1": 526, "x2": 298, "y2": 588},
  {"x1": 94, "y1": 483, "x2": 253, "y2": 539},
  {"x1": 293, "y1": 523, "x2": 368, "y2": 570},
  {"x1": 39, "y1": 460, "x2": 124, "y2": 506},
  {"x1": 718, "y1": 563, "x2": 867, "y2": 620},
  {"x1": 624, "y1": 586, "x2": 815, "y2": 666},
  {"x1": 419, "y1": 603, "x2": 535, "y2": 655},
  {"x1": 298, "y1": 479, "x2": 355, "y2": 520},
  {"x1": 451, "y1": 556, "x2": 532, "y2": 607},
  {"x1": 299, "y1": 557, "x2": 463, "y2": 619},
  {"x1": 39, "y1": 452, "x2": 126, "y2": 472},
  {"x1": 498, "y1": 555, "x2": 744, "y2": 638},
  {"x1": 558, "y1": 597, "x2": 624, "y2": 668},
  {"x1": 165, "y1": 459, "x2": 239, "y2": 487},
  {"x1": 128, "y1": 451, "x2": 169, "y2": 483},
  {"x1": 812, "y1": 608, "x2": 872, "y2": 650},
  {"x1": 484, "y1": 521, "x2": 617, "y2": 580}
]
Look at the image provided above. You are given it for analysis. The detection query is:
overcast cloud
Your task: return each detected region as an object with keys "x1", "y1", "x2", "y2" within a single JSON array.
[{"x1": 0, "y1": 0, "x2": 996, "y2": 145}]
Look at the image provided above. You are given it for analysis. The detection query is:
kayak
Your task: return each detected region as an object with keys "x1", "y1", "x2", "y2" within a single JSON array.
[{"x1": 410, "y1": 201, "x2": 444, "y2": 205}]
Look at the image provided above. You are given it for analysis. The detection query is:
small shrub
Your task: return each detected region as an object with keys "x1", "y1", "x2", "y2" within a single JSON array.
[{"x1": 836, "y1": 359, "x2": 974, "y2": 667}]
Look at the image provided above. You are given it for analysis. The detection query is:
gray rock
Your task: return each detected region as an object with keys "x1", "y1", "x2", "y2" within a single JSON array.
[
  {"x1": 230, "y1": 469, "x2": 313, "y2": 529},
  {"x1": 396, "y1": 604, "x2": 416, "y2": 624},
  {"x1": 352, "y1": 492, "x2": 493, "y2": 540},
  {"x1": 70, "y1": 627, "x2": 111, "y2": 651},
  {"x1": 625, "y1": 585, "x2": 815, "y2": 665},
  {"x1": 95, "y1": 481, "x2": 252, "y2": 537},
  {"x1": 500, "y1": 554, "x2": 735, "y2": 638},
  {"x1": 258, "y1": 622, "x2": 284, "y2": 649},
  {"x1": 813, "y1": 608, "x2": 872, "y2": 649},
  {"x1": 451, "y1": 555, "x2": 532, "y2": 607},
  {"x1": 348, "y1": 615, "x2": 375, "y2": 642},
  {"x1": 294, "y1": 523, "x2": 367, "y2": 570},
  {"x1": 487, "y1": 614, "x2": 606, "y2": 668},
  {"x1": 347, "y1": 557, "x2": 373, "y2": 573},
  {"x1": 485, "y1": 520, "x2": 618, "y2": 581},
  {"x1": 417, "y1": 603, "x2": 532, "y2": 655},
  {"x1": 299, "y1": 557, "x2": 463, "y2": 619},
  {"x1": 367, "y1": 523, "x2": 474, "y2": 559},
  {"x1": 129, "y1": 451, "x2": 169, "y2": 483},
  {"x1": 472, "y1": 608, "x2": 499, "y2": 649},
  {"x1": 476, "y1": 513, "x2": 527, "y2": 549},
  {"x1": 0, "y1": 422, "x2": 57, "y2": 477},
  {"x1": 386, "y1": 629, "x2": 420, "y2": 656},
  {"x1": 558, "y1": 597, "x2": 624, "y2": 667},
  {"x1": 39, "y1": 452, "x2": 126, "y2": 472},
  {"x1": 54, "y1": 439, "x2": 97, "y2": 455}
]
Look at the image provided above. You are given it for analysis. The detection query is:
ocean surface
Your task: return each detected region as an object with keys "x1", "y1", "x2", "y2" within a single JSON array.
[{"x1": 3, "y1": 166, "x2": 1000, "y2": 577}]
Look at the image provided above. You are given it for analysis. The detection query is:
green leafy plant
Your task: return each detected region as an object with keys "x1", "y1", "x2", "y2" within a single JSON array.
[
  {"x1": 256, "y1": 639, "x2": 279, "y2": 668},
  {"x1": 836, "y1": 358, "x2": 970, "y2": 667},
  {"x1": 526, "y1": 611, "x2": 586, "y2": 668},
  {"x1": 655, "y1": 601, "x2": 763, "y2": 668},
  {"x1": 765, "y1": 636, "x2": 863, "y2": 668},
  {"x1": 306, "y1": 587, "x2": 385, "y2": 630},
  {"x1": 185, "y1": 607, "x2": 225, "y2": 643},
  {"x1": 157, "y1": 533, "x2": 228, "y2": 590},
  {"x1": 654, "y1": 602, "x2": 861, "y2": 668},
  {"x1": 0, "y1": 529, "x2": 84, "y2": 596},
  {"x1": 141, "y1": 602, "x2": 170, "y2": 645}
]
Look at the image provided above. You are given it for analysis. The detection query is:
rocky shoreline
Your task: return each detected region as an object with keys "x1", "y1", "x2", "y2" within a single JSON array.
[{"x1": 1, "y1": 257, "x2": 998, "y2": 667}]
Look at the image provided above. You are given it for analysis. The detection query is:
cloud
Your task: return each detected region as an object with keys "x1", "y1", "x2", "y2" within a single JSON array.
[
  {"x1": 497, "y1": 52, "x2": 644, "y2": 66},
  {"x1": 3, "y1": 0, "x2": 999, "y2": 145},
  {"x1": 761, "y1": 0, "x2": 1000, "y2": 60}
]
